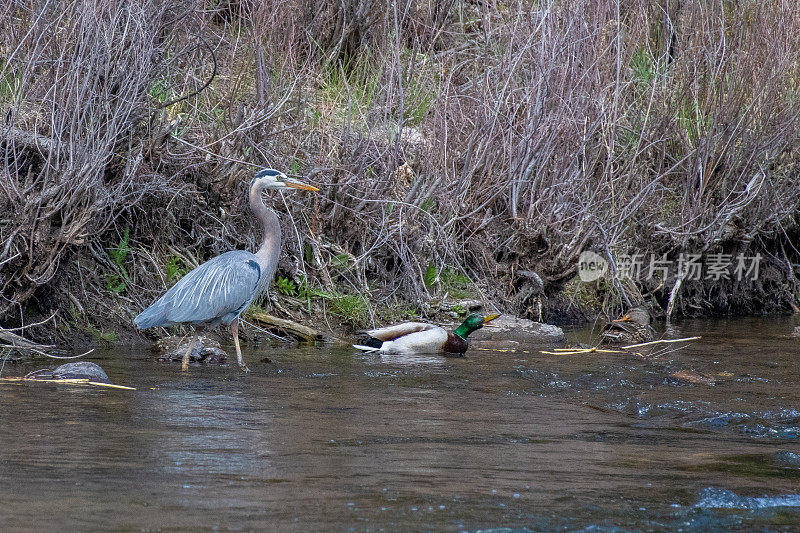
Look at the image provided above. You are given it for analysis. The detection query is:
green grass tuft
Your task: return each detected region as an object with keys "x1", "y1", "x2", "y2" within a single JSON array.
[
  {"x1": 86, "y1": 323, "x2": 116, "y2": 345},
  {"x1": 424, "y1": 263, "x2": 475, "y2": 299},
  {"x1": 327, "y1": 292, "x2": 370, "y2": 328}
]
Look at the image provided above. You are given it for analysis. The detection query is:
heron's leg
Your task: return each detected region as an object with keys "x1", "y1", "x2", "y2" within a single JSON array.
[
  {"x1": 182, "y1": 331, "x2": 198, "y2": 371},
  {"x1": 230, "y1": 320, "x2": 250, "y2": 372}
]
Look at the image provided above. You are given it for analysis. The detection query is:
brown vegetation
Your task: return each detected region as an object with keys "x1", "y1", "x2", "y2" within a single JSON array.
[{"x1": 2, "y1": 1, "x2": 799, "y2": 342}]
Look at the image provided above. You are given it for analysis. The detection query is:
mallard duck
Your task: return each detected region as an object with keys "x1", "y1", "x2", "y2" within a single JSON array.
[
  {"x1": 600, "y1": 307, "x2": 655, "y2": 345},
  {"x1": 353, "y1": 313, "x2": 500, "y2": 355}
]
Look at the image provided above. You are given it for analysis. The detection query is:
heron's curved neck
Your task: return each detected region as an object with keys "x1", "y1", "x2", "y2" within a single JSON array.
[{"x1": 249, "y1": 185, "x2": 281, "y2": 272}]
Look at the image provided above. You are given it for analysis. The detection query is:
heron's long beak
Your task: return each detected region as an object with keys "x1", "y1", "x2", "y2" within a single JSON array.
[
  {"x1": 483, "y1": 313, "x2": 500, "y2": 323},
  {"x1": 284, "y1": 177, "x2": 319, "y2": 192},
  {"x1": 613, "y1": 315, "x2": 630, "y2": 322}
]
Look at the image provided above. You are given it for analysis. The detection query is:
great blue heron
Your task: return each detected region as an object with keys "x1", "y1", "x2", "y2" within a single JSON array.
[{"x1": 134, "y1": 168, "x2": 318, "y2": 371}]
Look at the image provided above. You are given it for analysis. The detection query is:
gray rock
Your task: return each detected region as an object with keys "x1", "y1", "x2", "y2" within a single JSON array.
[
  {"x1": 439, "y1": 299, "x2": 484, "y2": 313},
  {"x1": 155, "y1": 335, "x2": 228, "y2": 365},
  {"x1": 470, "y1": 339, "x2": 522, "y2": 351},
  {"x1": 472, "y1": 314, "x2": 565, "y2": 343},
  {"x1": 791, "y1": 326, "x2": 800, "y2": 338},
  {"x1": 775, "y1": 450, "x2": 800, "y2": 467},
  {"x1": 27, "y1": 362, "x2": 110, "y2": 383}
]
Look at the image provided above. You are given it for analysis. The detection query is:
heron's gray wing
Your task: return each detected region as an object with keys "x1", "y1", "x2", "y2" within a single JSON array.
[
  {"x1": 134, "y1": 250, "x2": 261, "y2": 328},
  {"x1": 363, "y1": 322, "x2": 439, "y2": 341}
]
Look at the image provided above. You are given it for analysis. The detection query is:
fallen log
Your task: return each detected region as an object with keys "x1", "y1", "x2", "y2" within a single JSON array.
[
  {"x1": 249, "y1": 311, "x2": 330, "y2": 342},
  {"x1": 2, "y1": 126, "x2": 60, "y2": 153}
]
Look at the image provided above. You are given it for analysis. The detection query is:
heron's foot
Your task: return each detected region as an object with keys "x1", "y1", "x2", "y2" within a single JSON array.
[
  {"x1": 238, "y1": 362, "x2": 251, "y2": 373},
  {"x1": 181, "y1": 334, "x2": 197, "y2": 371}
]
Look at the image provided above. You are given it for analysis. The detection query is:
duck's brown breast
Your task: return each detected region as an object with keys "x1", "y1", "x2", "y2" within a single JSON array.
[{"x1": 442, "y1": 332, "x2": 469, "y2": 354}]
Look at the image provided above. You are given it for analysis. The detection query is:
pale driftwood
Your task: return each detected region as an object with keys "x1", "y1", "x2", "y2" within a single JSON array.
[
  {"x1": 1, "y1": 377, "x2": 135, "y2": 390},
  {"x1": 30, "y1": 349, "x2": 94, "y2": 360},
  {"x1": 249, "y1": 311, "x2": 327, "y2": 342},
  {"x1": 0, "y1": 327, "x2": 93, "y2": 359},
  {"x1": 543, "y1": 336, "x2": 701, "y2": 355},
  {"x1": 2, "y1": 126, "x2": 60, "y2": 153},
  {"x1": 666, "y1": 274, "x2": 684, "y2": 323},
  {"x1": 541, "y1": 347, "x2": 623, "y2": 355},
  {"x1": 0, "y1": 328, "x2": 54, "y2": 350},
  {"x1": 621, "y1": 336, "x2": 701, "y2": 349}
]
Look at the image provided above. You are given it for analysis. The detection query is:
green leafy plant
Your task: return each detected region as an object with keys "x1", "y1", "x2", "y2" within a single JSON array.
[
  {"x1": 105, "y1": 229, "x2": 131, "y2": 294},
  {"x1": 0, "y1": 61, "x2": 20, "y2": 101},
  {"x1": 148, "y1": 78, "x2": 171, "y2": 103},
  {"x1": 275, "y1": 276, "x2": 297, "y2": 296},
  {"x1": 294, "y1": 276, "x2": 333, "y2": 300},
  {"x1": 423, "y1": 263, "x2": 475, "y2": 299},
  {"x1": 164, "y1": 255, "x2": 187, "y2": 283},
  {"x1": 319, "y1": 53, "x2": 380, "y2": 124},
  {"x1": 424, "y1": 263, "x2": 438, "y2": 287},
  {"x1": 630, "y1": 47, "x2": 658, "y2": 86},
  {"x1": 86, "y1": 323, "x2": 116, "y2": 345},
  {"x1": 68, "y1": 301, "x2": 81, "y2": 323},
  {"x1": 401, "y1": 72, "x2": 435, "y2": 126},
  {"x1": 420, "y1": 197, "x2": 436, "y2": 212},
  {"x1": 378, "y1": 301, "x2": 419, "y2": 323},
  {"x1": 440, "y1": 267, "x2": 474, "y2": 299},
  {"x1": 290, "y1": 275, "x2": 371, "y2": 327},
  {"x1": 330, "y1": 253, "x2": 353, "y2": 271}
]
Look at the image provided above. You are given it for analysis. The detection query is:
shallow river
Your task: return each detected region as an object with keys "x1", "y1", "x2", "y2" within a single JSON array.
[{"x1": 1, "y1": 318, "x2": 799, "y2": 531}]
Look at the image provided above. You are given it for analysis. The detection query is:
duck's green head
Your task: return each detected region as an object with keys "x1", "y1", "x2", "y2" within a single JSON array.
[{"x1": 454, "y1": 313, "x2": 500, "y2": 338}]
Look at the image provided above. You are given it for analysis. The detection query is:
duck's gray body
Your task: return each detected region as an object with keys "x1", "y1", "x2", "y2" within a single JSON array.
[
  {"x1": 361, "y1": 322, "x2": 452, "y2": 355},
  {"x1": 353, "y1": 314, "x2": 500, "y2": 355}
]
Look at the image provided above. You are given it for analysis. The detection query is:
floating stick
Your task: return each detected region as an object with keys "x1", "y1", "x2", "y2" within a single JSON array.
[
  {"x1": 1, "y1": 377, "x2": 135, "y2": 390},
  {"x1": 621, "y1": 336, "x2": 701, "y2": 349},
  {"x1": 541, "y1": 347, "x2": 624, "y2": 355}
]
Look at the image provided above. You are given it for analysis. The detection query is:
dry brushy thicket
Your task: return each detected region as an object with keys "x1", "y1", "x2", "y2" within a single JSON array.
[{"x1": 1, "y1": 0, "x2": 799, "y2": 337}]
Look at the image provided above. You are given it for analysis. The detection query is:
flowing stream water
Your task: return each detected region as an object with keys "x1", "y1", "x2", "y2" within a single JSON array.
[{"x1": 1, "y1": 317, "x2": 798, "y2": 531}]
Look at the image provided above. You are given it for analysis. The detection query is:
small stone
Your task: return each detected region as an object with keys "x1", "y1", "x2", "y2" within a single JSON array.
[{"x1": 155, "y1": 335, "x2": 228, "y2": 365}]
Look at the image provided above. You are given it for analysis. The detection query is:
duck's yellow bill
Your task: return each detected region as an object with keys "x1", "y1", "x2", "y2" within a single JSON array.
[
  {"x1": 483, "y1": 313, "x2": 500, "y2": 323},
  {"x1": 285, "y1": 178, "x2": 319, "y2": 192}
]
